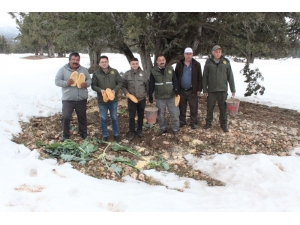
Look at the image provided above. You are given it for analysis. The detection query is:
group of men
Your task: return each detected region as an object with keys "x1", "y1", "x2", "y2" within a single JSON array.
[{"x1": 55, "y1": 45, "x2": 236, "y2": 143}]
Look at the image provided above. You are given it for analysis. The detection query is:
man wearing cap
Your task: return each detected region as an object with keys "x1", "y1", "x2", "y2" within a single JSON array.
[
  {"x1": 175, "y1": 47, "x2": 203, "y2": 129},
  {"x1": 148, "y1": 54, "x2": 180, "y2": 137},
  {"x1": 202, "y1": 45, "x2": 236, "y2": 132}
]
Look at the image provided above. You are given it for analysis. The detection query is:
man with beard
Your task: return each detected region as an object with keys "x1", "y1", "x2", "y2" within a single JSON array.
[
  {"x1": 55, "y1": 52, "x2": 92, "y2": 142},
  {"x1": 148, "y1": 54, "x2": 180, "y2": 137}
]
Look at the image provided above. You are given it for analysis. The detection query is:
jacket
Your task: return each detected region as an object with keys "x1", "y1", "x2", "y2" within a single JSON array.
[
  {"x1": 175, "y1": 58, "x2": 203, "y2": 95},
  {"x1": 91, "y1": 66, "x2": 123, "y2": 103},
  {"x1": 122, "y1": 67, "x2": 149, "y2": 101},
  {"x1": 55, "y1": 64, "x2": 91, "y2": 101},
  {"x1": 202, "y1": 56, "x2": 236, "y2": 93}
]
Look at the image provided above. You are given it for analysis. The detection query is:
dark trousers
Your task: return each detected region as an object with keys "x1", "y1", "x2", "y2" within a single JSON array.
[
  {"x1": 62, "y1": 100, "x2": 87, "y2": 138},
  {"x1": 179, "y1": 89, "x2": 198, "y2": 125},
  {"x1": 128, "y1": 98, "x2": 146, "y2": 132},
  {"x1": 206, "y1": 91, "x2": 227, "y2": 125}
]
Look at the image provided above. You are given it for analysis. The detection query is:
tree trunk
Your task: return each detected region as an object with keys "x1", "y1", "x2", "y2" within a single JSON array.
[
  {"x1": 138, "y1": 34, "x2": 153, "y2": 77},
  {"x1": 87, "y1": 46, "x2": 102, "y2": 74},
  {"x1": 248, "y1": 52, "x2": 255, "y2": 63}
]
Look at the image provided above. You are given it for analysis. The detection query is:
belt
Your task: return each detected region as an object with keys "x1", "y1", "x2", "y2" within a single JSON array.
[{"x1": 182, "y1": 87, "x2": 193, "y2": 91}]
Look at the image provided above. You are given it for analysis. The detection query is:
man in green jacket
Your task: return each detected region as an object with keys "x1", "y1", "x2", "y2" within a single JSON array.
[
  {"x1": 202, "y1": 45, "x2": 236, "y2": 132},
  {"x1": 91, "y1": 55, "x2": 123, "y2": 142},
  {"x1": 122, "y1": 58, "x2": 149, "y2": 141},
  {"x1": 149, "y1": 54, "x2": 179, "y2": 137}
]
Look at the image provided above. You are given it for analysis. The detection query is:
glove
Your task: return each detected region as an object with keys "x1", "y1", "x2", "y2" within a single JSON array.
[
  {"x1": 149, "y1": 95, "x2": 153, "y2": 103},
  {"x1": 174, "y1": 89, "x2": 179, "y2": 96}
]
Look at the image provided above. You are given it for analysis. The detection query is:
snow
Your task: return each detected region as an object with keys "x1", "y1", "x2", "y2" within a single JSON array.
[{"x1": 0, "y1": 53, "x2": 300, "y2": 223}]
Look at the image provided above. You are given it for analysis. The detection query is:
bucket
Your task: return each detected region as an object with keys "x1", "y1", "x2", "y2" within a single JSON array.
[
  {"x1": 226, "y1": 98, "x2": 240, "y2": 116},
  {"x1": 145, "y1": 106, "x2": 158, "y2": 124}
]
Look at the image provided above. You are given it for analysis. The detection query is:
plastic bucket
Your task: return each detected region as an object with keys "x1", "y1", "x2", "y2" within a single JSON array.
[
  {"x1": 145, "y1": 106, "x2": 158, "y2": 124},
  {"x1": 226, "y1": 98, "x2": 240, "y2": 116}
]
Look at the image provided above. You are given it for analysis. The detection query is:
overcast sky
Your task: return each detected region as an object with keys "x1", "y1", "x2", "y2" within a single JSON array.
[{"x1": 0, "y1": 12, "x2": 16, "y2": 27}]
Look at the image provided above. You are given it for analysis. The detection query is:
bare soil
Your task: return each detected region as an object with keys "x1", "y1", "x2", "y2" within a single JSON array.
[{"x1": 12, "y1": 92, "x2": 300, "y2": 189}]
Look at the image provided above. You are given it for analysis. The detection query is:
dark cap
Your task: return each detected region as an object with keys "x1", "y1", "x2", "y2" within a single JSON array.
[{"x1": 212, "y1": 45, "x2": 222, "y2": 51}]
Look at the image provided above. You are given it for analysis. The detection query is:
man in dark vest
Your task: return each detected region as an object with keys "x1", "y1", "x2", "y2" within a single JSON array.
[
  {"x1": 202, "y1": 45, "x2": 236, "y2": 132},
  {"x1": 175, "y1": 47, "x2": 203, "y2": 129},
  {"x1": 149, "y1": 54, "x2": 180, "y2": 137}
]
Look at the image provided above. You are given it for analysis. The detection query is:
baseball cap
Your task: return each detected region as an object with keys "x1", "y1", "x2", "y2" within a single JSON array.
[
  {"x1": 212, "y1": 45, "x2": 222, "y2": 51},
  {"x1": 184, "y1": 47, "x2": 193, "y2": 53}
]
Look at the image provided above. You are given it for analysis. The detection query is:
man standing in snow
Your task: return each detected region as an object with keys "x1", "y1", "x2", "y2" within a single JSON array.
[
  {"x1": 91, "y1": 55, "x2": 123, "y2": 143},
  {"x1": 55, "y1": 52, "x2": 92, "y2": 142},
  {"x1": 148, "y1": 54, "x2": 180, "y2": 137},
  {"x1": 202, "y1": 45, "x2": 236, "y2": 132},
  {"x1": 122, "y1": 58, "x2": 149, "y2": 141},
  {"x1": 175, "y1": 47, "x2": 203, "y2": 130}
]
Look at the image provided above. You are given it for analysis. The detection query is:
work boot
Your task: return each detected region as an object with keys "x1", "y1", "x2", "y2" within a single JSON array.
[
  {"x1": 102, "y1": 136, "x2": 108, "y2": 142},
  {"x1": 137, "y1": 130, "x2": 143, "y2": 138},
  {"x1": 203, "y1": 124, "x2": 212, "y2": 129},
  {"x1": 179, "y1": 123, "x2": 186, "y2": 128},
  {"x1": 221, "y1": 124, "x2": 229, "y2": 132},
  {"x1": 128, "y1": 132, "x2": 135, "y2": 141},
  {"x1": 156, "y1": 129, "x2": 167, "y2": 136},
  {"x1": 190, "y1": 124, "x2": 196, "y2": 129},
  {"x1": 60, "y1": 136, "x2": 69, "y2": 142},
  {"x1": 114, "y1": 135, "x2": 121, "y2": 143},
  {"x1": 173, "y1": 131, "x2": 178, "y2": 137}
]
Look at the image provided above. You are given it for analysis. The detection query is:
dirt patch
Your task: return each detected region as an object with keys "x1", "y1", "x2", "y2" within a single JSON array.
[{"x1": 12, "y1": 92, "x2": 300, "y2": 189}]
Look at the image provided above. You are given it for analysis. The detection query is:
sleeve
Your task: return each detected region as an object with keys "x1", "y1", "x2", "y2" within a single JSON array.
[
  {"x1": 91, "y1": 73, "x2": 102, "y2": 93},
  {"x1": 55, "y1": 67, "x2": 68, "y2": 87},
  {"x1": 144, "y1": 72, "x2": 149, "y2": 96},
  {"x1": 172, "y1": 69, "x2": 179, "y2": 92},
  {"x1": 113, "y1": 70, "x2": 123, "y2": 93},
  {"x1": 197, "y1": 62, "x2": 203, "y2": 93},
  {"x1": 148, "y1": 72, "x2": 155, "y2": 97},
  {"x1": 202, "y1": 61, "x2": 209, "y2": 93},
  {"x1": 227, "y1": 63, "x2": 236, "y2": 93},
  {"x1": 121, "y1": 73, "x2": 129, "y2": 95}
]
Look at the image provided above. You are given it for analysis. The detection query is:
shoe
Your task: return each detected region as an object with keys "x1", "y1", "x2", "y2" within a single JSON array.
[
  {"x1": 80, "y1": 134, "x2": 88, "y2": 140},
  {"x1": 156, "y1": 130, "x2": 167, "y2": 136},
  {"x1": 128, "y1": 132, "x2": 135, "y2": 141},
  {"x1": 173, "y1": 131, "x2": 178, "y2": 137},
  {"x1": 60, "y1": 136, "x2": 69, "y2": 142},
  {"x1": 191, "y1": 124, "x2": 196, "y2": 129},
  {"x1": 137, "y1": 130, "x2": 143, "y2": 138},
  {"x1": 179, "y1": 123, "x2": 186, "y2": 128},
  {"x1": 114, "y1": 135, "x2": 121, "y2": 143},
  {"x1": 203, "y1": 124, "x2": 212, "y2": 129},
  {"x1": 102, "y1": 136, "x2": 108, "y2": 142},
  {"x1": 221, "y1": 125, "x2": 229, "y2": 132}
]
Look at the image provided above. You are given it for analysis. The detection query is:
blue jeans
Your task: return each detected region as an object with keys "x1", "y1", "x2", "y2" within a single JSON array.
[{"x1": 98, "y1": 101, "x2": 119, "y2": 137}]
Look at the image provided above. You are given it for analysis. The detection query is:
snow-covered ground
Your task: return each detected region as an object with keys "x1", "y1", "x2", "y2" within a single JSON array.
[{"x1": 0, "y1": 53, "x2": 299, "y2": 223}]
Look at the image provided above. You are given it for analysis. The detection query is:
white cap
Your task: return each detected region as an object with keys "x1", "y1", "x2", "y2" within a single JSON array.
[{"x1": 184, "y1": 47, "x2": 193, "y2": 53}]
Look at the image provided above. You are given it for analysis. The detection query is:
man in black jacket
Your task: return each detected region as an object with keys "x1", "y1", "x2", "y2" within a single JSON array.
[{"x1": 175, "y1": 47, "x2": 203, "y2": 129}]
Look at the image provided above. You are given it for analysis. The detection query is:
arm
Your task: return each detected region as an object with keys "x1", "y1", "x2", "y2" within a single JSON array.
[
  {"x1": 113, "y1": 71, "x2": 123, "y2": 93},
  {"x1": 148, "y1": 72, "x2": 155, "y2": 103},
  {"x1": 227, "y1": 63, "x2": 236, "y2": 94},
  {"x1": 197, "y1": 62, "x2": 203, "y2": 93},
  {"x1": 121, "y1": 73, "x2": 129, "y2": 96},
  {"x1": 172, "y1": 70, "x2": 179, "y2": 96},
  {"x1": 55, "y1": 67, "x2": 69, "y2": 87},
  {"x1": 91, "y1": 73, "x2": 102, "y2": 93}
]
